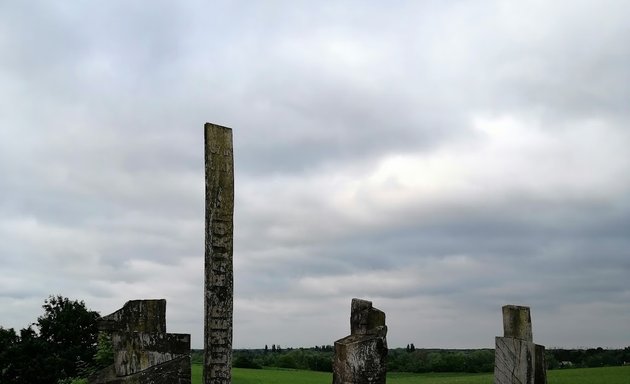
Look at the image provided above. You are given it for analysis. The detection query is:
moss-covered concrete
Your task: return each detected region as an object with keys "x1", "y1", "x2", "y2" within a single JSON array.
[
  {"x1": 495, "y1": 305, "x2": 546, "y2": 384},
  {"x1": 90, "y1": 300, "x2": 191, "y2": 384},
  {"x1": 334, "y1": 299, "x2": 387, "y2": 384},
  {"x1": 204, "y1": 123, "x2": 235, "y2": 384}
]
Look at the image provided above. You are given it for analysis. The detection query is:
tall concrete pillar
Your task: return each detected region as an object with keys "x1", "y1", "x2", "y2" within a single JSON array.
[{"x1": 204, "y1": 123, "x2": 234, "y2": 384}]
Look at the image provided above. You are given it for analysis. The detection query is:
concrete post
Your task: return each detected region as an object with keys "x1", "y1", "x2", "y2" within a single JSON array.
[
  {"x1": 204, "y1": 123, "x2": 234, "y2": 384},
  {"x1": 494, "y1": 305, "x2": 547, "y2": 384},
  {"x1": 333, "y1": 298, "x2": 388, "y2": 384}
]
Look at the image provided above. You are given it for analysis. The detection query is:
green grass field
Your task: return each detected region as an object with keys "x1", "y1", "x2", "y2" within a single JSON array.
[{"x1": 192, "y1": 364, "x2": 630, "y2": 384}]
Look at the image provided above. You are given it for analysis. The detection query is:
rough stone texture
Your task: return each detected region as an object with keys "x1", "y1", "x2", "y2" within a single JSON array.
[
  {"x1": 99, "y1": 300, "x2": 166, "y2": 333},
  {"x1": 89, "y1": 300, "x2": 191, "y2": 384},
  {"x1": 350, "y1": 298, "x2": 386, "y2": 336},
  {"x1": 90, "y1": 356, "x2": 191, "y2": 384},
  {"x1": 494, "y1": 305, "x2": 546, "y2": 384},
  {"x1": 333, "y1": 298, "x2": 388, "y2": 384},
  {"x1": 502, "y1": 305, "x2": 532, "y2": 341},
  {"x1": 204, "y1": 123, "x2": 234, "y2": 384},
  {"x1": 534, "y1": 344, "x2": 547, "y2": 384},
  {"x1": 112, "y1": 332, "x2": 190, "y2": 376}
]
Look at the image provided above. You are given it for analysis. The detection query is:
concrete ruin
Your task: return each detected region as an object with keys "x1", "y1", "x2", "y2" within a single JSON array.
[
  {"x1": 333, "y1": 298, "x2": 388, "y2": 384},
  {"x1": 89, "y1": 299, "x2": 191, "y2": 384},
  {"x1": 204, "y1": 123, "x2": 235, "y2": 384},
  {"x1": 494, "y1": 305, "x2": 547, "y2": 384}
]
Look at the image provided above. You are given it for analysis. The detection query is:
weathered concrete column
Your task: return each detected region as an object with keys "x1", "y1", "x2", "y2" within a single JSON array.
[
  {"x1": 89, "y1": 299, "x2": 191, "y2": 384},
  {"x1": 333, "y1": 298, "x2": 388, "y2": 384},
  {"x1": 494, "y1": 305, "x2": 547, "y2": 384},
  {"x1": 502, "y1": 305, "x2": 532, "y2": 341},
  {"x1": 204, "y1": 123, "x2": 234, "y2": 384}
]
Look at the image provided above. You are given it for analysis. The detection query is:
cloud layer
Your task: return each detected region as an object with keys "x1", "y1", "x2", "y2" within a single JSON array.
[{"x1": 1, "y1": 1, "x2": 629, "y2": 349}]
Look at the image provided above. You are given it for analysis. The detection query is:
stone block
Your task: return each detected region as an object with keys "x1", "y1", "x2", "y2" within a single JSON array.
[
  {"x1": 502, "y1": 305, "x2": 532, "y2": 341},
  {"x1": 334, "y1": 299, "x2": 387, "y2": 384},
  {"x1": 91, "y1": 356, "x2": 191, "y2": 384},
  {"x1": 333, "y1": 328, "x2": 387, "y2": 384},
  {"x1": 89, "y1": 299, "x2": 191, "y2": 384},
  {"x1": 494, "y1": 305, "x2": 546, "y2": 384},
  {"x1": 99, "y1": 299, "x2": 166, "y2": 333},
  {"x1": 534, "y1": 344, "x2": 547, "y2": 384},
  {"x1": 350, "y1": 298, "x2": 386, "y2": 335},
  {"x1": 112, "y1": 332, "x2": 190, "y2": 376}
]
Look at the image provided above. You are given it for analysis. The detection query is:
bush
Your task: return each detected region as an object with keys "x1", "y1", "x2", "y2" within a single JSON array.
[
  {"x1": 233, "y1": 353, "x2": 262, "y2": 369},
  {"x1": 277, "y1": 354, "x2": 297, "y2": 369},
  {"x1": 94, "y1": 332, "x2": 114, "y2": 368}
]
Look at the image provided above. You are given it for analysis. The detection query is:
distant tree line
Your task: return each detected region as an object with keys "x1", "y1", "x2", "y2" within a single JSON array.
[
  {"x1": 190, "y1": 345, "x2": 630, "y2": 374},
  {"x1": 195, "y1": 347, "x2": 493, "y2": 373},
  {"x1": 546, "y1": 347, "x2": 630, "y2": 369},
  {"x1": 387, "y1": 346, "x2": 630, "y2": 373},
  {"x1": 192, "y1": 346, "x2": 335, "y2": 372},
  {"x1": 388, "y1": 348, "x2": 495, "y2": 373}
]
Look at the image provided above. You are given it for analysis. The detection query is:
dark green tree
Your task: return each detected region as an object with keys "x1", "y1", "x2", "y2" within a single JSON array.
[
  {"x1": 0, "y1": 327, "x2": 19, "y2": 382},
  {"x1": 0, "y1": 296, "x2": 100, "y2": 383},
  {"x1": 36, "y1": 295, "x2": 100, "y2": 380},
  {"x1": 7, "y1": 326, "x2": 60, "y2": 384},
  {"x1": 233, "y1": 351, "x2": 262, "y2": 369}
]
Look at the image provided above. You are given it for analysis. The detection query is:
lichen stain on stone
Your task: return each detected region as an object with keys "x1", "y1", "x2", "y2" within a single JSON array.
[
  {"x1": 89, "y1": 300, "x2": 191, "y2": 384},
  {"x1": 495, "y1": 305, "x2": 546, "y2": 384},
  {"x1": 204, "y1": 123, "x2": 235, "y2": 384},
  {"x1": 333, "y1": 299, "x2": 387, "y2": 384}
]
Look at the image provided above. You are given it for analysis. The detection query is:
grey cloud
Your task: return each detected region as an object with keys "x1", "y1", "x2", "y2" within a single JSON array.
[{"x1": 2, "y1": 0, "x2": 630, "y2": 349}]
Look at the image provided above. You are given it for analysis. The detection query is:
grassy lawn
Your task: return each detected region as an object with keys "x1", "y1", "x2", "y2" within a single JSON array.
[
  {"x1": 192, "y1": 366, "x2": 330, "y2": 384},
  {"x1": 387, "y1": 372, "x2": 491, "y2": 384},
  {"x1": 192, "y1": 364, "x2": 630, "y2": 384},
  {"x1": 547, "y1": 366, "x2": 630, "y2": 384}
]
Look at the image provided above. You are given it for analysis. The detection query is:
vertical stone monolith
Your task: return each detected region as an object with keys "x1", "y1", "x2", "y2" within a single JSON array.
[
  {"x1": 333, "y1": 298, "x2": 388, "y2": 384},
  {"x1": 494, "y1": 305, "x2": 547, "y2": 384},
  {"x1": 204, "y1": 123, "x2": 234, "y2": 384}
]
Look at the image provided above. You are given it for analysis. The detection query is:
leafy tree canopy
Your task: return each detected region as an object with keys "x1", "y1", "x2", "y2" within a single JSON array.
[{"x1": 0, "y1": 295, "x2": 100, "y2": 384}]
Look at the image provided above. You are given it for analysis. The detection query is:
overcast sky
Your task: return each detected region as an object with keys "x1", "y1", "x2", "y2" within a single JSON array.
[{"x1": 1, "y1": 1, "x2": 629, "y2": 350}]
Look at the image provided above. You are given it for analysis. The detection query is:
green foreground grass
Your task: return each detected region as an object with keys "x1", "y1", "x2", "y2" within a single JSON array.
[{"x1": 192, "y1": 364, "x2": 630, "y2": 384}]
